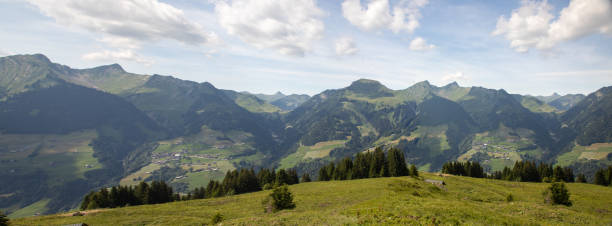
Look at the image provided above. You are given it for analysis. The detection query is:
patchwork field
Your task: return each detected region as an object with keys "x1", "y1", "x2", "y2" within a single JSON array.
[
  {"x1": 556, "y1": 143, "x2": 612, "y2": 167},
  {"x1": 119, "y1": 126, "x2": 254, "y2": 190},
  {"x1": 12, "y1": 173, "x2": 612, "y2": 225},
  {"x1": 278, "y1": 140, "x2": 347, "y2": 169},
  {"x1": 458, "y1": 125, "x2": 545, "y2": 171}
]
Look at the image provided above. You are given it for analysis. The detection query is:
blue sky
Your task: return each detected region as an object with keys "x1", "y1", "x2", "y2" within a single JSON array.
[{"x1": 0, "y1": 0, "x2": 610, "y2": 96}]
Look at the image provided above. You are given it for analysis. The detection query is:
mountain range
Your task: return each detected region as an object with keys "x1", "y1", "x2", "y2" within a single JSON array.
[{"x1": 0, "y1": 54, "x2": 610, "y2": 217}]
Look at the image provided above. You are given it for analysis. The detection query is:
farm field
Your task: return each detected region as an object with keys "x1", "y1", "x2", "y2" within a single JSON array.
[
  {"x1": 556, "y1": 143, "x2": 612, "y2": 167},
  {"x1": 12, "y1": 172, "x2": 612, "y2": 225},
  {"x1": 118, "y1": 126, "x2": 254, "y2": 190},
  {"x1": 278, "y1": 140, "x2": 347, "y2": 169}
]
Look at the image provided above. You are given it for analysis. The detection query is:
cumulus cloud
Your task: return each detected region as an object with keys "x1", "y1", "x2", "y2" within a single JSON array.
[
  {"x1": 27, "y1": 0, "x2": 218, "y2": 63},
  {"x1": 214, "y1": 0, "x2": 325, "y2": 56},
  {"x1": 341, "y1": 0, "x2": 428, "y2": 33},
  {"x1": 335, "y1": 37, "x2": 359, "y2": 56},
  {"x1": 409, "y1": 37, "x2": 435, "y2": 51},
  {"x1": 493, "y1": 0, "x2": 612, "y2": 53},
  {"x1": 441, "y1": 72, "x2": 468, "y2": 83},
  {"x1": 82, "y1": 49, "x2": 154, "y2": 66}
]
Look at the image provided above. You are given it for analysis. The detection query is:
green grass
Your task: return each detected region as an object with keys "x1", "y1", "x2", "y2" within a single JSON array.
[
  {"x1": 173, "y1": 160, "x2": 236, "y2": 191},
  {"x1": 12, "y1": 173, "x2": 612, "y2": 225},
  {"x1": 0, "y1": 130, "x2": 102, "y2": 186},
  {"x1": 7, "y1": 199, "x2": 50, "y2": 219},
  {"x1": 233, "y1": 94, "x2": 280, "y2": 113},
  {"x1": 520, "y1": 96, "x2": 559, "y2": 113},
  {"x1": 556, "y1": 143, "x2": 612, "y2": 167},
  {"x1": 278, "y1": 140, "x2": 347, "y2": 169}
]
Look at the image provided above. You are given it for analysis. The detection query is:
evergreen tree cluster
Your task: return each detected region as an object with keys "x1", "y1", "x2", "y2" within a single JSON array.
[
  {"x1": 318, "y1": 147, "x2": 417, "y2": 181},
  {"x1": 80, "y1": 167, "x2": 305, "y2": 211},
  {"x1": 80, "y1": 181, "x2": 175, "y2": 210},
  {"x1": 593, "y1": 166, "x2": 612, "y2": 186},
  {"x1": 489, "y1": 161, "x2": 574, "y2": 182},
  {"x1": 441, "y1": 161, "x2": 485, "y2": 178},
  {"x1": 202, "y1": 168, "x2": 300, "y2": 198}
]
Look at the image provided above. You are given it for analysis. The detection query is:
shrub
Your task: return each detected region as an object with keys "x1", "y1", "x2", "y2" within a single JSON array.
[
  {"x1": 0, "y1": 211, "x2": 8, "y2": 226},
  {"x1": 506, "y1": 194, "x2": 514, "y2": 202},
  {"x1": 410, "y1": 164, "x2": 419, "y2": 177},
  {"x1": 543, "y1": 182, "x2": 572, "y2": 206},
  {"x1": 210, "y1": 212, "x2": 223, "y2": 225},
  {"x1": 262, "y1": 185, "x2": 295, "y2": 213},
  {"x1": 262, "y1": 183, "x2": 273, "y2": 190}
]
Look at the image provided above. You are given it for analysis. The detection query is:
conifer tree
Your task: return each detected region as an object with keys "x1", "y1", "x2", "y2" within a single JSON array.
[
  {"x1": 301, "y1": 173, "x2": 311, "y2": 182},
  {"x1": 410, "y1": 164, "x2": 419, "y2": 177}
]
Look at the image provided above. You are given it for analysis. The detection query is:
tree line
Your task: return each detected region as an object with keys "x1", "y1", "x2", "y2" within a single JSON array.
[
  {"x1": 318, "y1": 147, "x2": 418, "y2": 181},
  {"x1": 81, "y1": 181, "x2": 175, "y2": 210},
  {"x1": 594, "y1": 166, "x2": 612, "y2": 186},
  {"x1": 196, "y1": 168, "x2": 302, "y2": 199},
  {"x1": 490, "y1": 161, "x2": 575, "y2": 182},
  {"x1": 440, "y1": 160, "x2": 612, "y2": 186},
  {"x1": 441, "y1": 161, "x2": 485, "y2": 178},
  {"x1": 80, "y1": 167, "x2": 307, "y2": 210}
]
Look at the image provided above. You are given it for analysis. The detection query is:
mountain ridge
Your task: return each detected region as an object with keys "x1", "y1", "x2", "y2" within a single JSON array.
[{"x1": 1, "y1": 53, "x2": 610, "y2": 217}]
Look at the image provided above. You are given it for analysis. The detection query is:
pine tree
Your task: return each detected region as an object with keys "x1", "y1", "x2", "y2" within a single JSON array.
[
  {"x1": 594, "y1": 169, "x2": 607, "y2": 186},
  {"x1": 410, "y1": 164, "x2": 419, "y2": 177},
  {"x1": 268, "y1": 185, "x2": 295, "y2": 211},
  {"x1": 543, "y1": 182, "x2": 572, "y2": 206},
  {"x1": 301, "y1": 173, "x2": 311, "y2": 182}
]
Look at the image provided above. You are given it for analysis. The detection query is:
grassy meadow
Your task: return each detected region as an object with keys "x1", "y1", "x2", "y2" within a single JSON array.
[{"x1": 12, "y1": 172, "x2": 612, "y2": 225}]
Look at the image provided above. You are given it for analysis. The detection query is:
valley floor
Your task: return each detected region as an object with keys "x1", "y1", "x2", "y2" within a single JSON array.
[{"x1": 12, "y1": 173, "x2": 612, "y2": 225}]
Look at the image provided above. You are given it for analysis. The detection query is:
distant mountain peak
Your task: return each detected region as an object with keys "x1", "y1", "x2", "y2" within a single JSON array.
[
  {"x1": 443, "y1": 81, "x2": 459, "y2": 88},
  {"x1": 348, "y1": 79, "x2": 389, "y2": 92},
  {"x1": 413, "y1": 80, "x2": 432, "y2": 88},
  {"x1": 91, "y1": 63, "x2": 125, "y2": 73},
  {"x1": 4, "y1": 53, "x2": 51, "y2": 64}
]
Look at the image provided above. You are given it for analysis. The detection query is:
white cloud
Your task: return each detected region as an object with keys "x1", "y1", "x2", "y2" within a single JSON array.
[
  {"x1": 341, "y1": 0, "x2": 428, "y2": 33},
  {"x1": 0, "y1": 49, "x2": 13, "y2": 57},
  {"x1": 82, "y1": 49, "x2": 154, "y2": 66},
  {"x1": 335, "y1": 37, "x2": 359, "y2": 56},
  {"x1": 493, "y1": 0, "x2": 612, "y2": 53},
  {"x1": 27, "y1": 0, "x2": 217, "y2": 46},
  {"x1": 409, "y1": 37, "x2": 435, "y2": 51},
  {"x1": 214, "y1": 0, "x2": 325, "y2": 56},
  {"x1": 27, "y1": 0, "x2": 218, "y2": 64},
  {"x1": 441, "y1": 72, "x2": 468, "y2": 83}
]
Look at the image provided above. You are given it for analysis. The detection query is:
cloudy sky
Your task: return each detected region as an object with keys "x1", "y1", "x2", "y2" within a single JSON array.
[{"x1": 1, "y1": 0, "x2": 611, "y2": 96}]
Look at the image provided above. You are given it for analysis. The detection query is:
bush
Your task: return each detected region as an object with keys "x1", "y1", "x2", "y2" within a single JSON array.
[
  {"x1": 506, "y1": 194, "x2": 514, "y2": 202},
  {"x1": 410, "y1": 164, "x2": 419, "y2": 177},
  {"x1": 0, "y1": 211, "x2": 8, "y2": 226},
  {"x1": 210, "y1": 212, "x2": 223, "y2": 225},
  {"x1": 262, "y1": 185, "x2": 295, "y2": 213},
  {"x1": 543, "y1": 182, "x2": 572, "y2": 206},
  {"x1": 262, "y1": 183, "x2": 273, "y2": 190}
]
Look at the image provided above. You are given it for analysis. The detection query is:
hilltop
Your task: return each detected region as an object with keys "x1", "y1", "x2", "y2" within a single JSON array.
[{"x1": 11, "y1": 173, "x2": 612, "y2": 225}]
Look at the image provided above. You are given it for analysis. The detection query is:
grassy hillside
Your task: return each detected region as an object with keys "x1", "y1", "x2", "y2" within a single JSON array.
[{"x1": 12, "y1": 173, "x2": 612, "y2": 225}]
